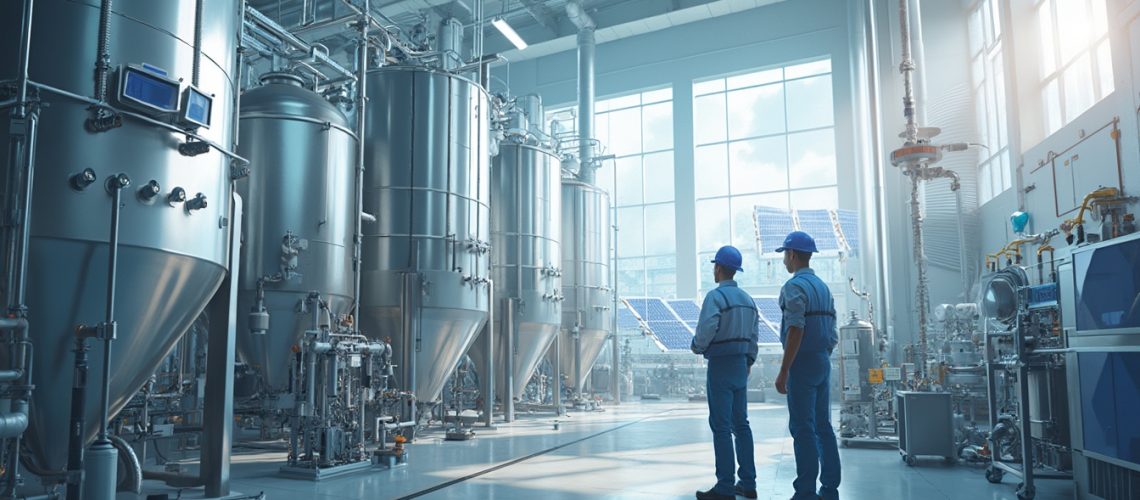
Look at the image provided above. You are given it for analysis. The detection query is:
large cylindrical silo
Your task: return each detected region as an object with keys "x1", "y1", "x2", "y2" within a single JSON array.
[
  {"x1": 559, "y1": 179, "x2": 613, "y2": 391},
  {"x1": 468, "y1": 140, "x2": 562, "y2": 400},
  {"x1": 0, "y1": 0, "x2": 239, "y2": 473},
  {"x1": 360, "y1": 67, "x2": 491, "y2": 403},
  {"x1": 236, "y1": 73, "x2": 356, "y2": 394}
]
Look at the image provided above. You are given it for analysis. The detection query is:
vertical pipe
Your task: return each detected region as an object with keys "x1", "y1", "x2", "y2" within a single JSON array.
[
  {"x1": 94, "y1": 0, "x2": 113, "y2": 102},
  {"x1": 504, "y1": 298, "x2": 514, "y2": 422},
  {"x1": 352, "y1": 0, "x2": 369, "y2": 333},
  {"x1": 552, "y1": 330, "x2": 562, "y2": 413},
  {"x1": 65, "y1": 340, "x2": 88, "y2": 500},
  {"x1": 897, "y1": 0, "x2": 917, "y2": 144},
  {"x1": 192, "y1": 0, "x2": 203, "y2": 86},
  {"x1": 3, "y1": 3, "x2": 36, "y2": 491},
  {"x1": 576, "y1": 27, "x2": 596, "y2": 183},
  {"x1": 480, "y1": 296, "x2": 494, "y2": 428},
  {"x1": 97, "y1": 174, "x2": 128, "y2": 440},
  {"x1": 865, "y1": 0, "x2": 893, "y2": 345}
]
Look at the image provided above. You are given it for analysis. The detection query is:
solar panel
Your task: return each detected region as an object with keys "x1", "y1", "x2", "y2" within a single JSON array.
[
  {"x1": 837, "y1": 209, "x2": 859, "y2": 255},
  {"x1": 753, "y1": 296, "x2": 782, "y2": 324},
  {"x1": 617, "y1": 308, "x2": 641, "y2": 329},
  {"x1": 667, "y1": 299, "x2": 701, "y2": 323},
  {"x1": 796, "y1": 209, "x2": 839, "y2": 252},
  {"x1": 758, "y1": 320, "x2": 781, "y2": 344},
  {"x1": 625, "y1": 297, "x2": 677, "y2": 322},
  {"x1": 754, "y1": 206, "x2": 796, "y2": 255},
  {"x1": 646, "y1": 320, "x2": 694, "y2": 351}
]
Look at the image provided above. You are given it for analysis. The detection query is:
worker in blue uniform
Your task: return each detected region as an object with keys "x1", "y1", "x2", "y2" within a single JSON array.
[
  {"x1": 692, "y1": 245, "x2": 761, "y2": 500},
  {"x1": 774, "y1": 231, "x2": 841, "y2": 500}
]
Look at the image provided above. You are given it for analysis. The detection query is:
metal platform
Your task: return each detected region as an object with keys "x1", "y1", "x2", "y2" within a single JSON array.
[{"x1": 278, "y1": 460, "x2": 375, "y2": 481}]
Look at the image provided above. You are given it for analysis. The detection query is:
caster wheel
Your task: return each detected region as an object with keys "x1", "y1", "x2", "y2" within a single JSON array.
[
  {"x1": 841, "y1": 440, "x2": 849, "y2": 448},
  {"x1": 1017, "y1": 484, "x2": 1035, "y2": 500},
  {"x1": 905, "y1": 455, "x2": 917, "y2": 467},
  {"x1": 943, "y1": 456, "x2": 955, "y2": 465},
  {"x1": 985, "y1": 466, "x2": 1003, "y2": 484}
]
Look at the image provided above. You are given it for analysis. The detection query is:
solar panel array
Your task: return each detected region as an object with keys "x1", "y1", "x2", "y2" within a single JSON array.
[
  {"x1": 837, "y1": 209, "x2": 859, "y2": 255},
  {"x1": 647, "y1": 321, "x2": 694, "y2": 351},
  {"x1": 625, "y1": 298, "x2": 678, "y2": 322},
  {"x1": 753, "y1": 297, "x2": 782, "y2": 324},
  {"x1": 758, "y1": 321, "x2": 781, "y2": 343},
  {"x1": 752, "y1": 206, "x2": 861, "y2": 256},
  {"x1": 754, "y1": 207, "x2": 796, "y2": 254},
  {"x1": 617, "y1": 308, "x2": 641, "y2": 329},
  {"x1": 620, "y1": 296, "x2": 787, "y2": 351},
  {"x1": 796, "y1": 209, "x2": 839, "y2": 252},
  {"x1": 667, "y1": 299, "x2": 701, "y2": 329}
]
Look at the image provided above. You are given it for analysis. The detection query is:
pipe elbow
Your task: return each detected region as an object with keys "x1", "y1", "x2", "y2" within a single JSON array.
[{"x1": 0, "y1": 409, "x2": 29, "y2": 439}]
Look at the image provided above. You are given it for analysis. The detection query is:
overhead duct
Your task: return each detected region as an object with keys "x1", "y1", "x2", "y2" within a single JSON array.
[{"x1": 567, "y1": 1, "x2": 596, "y2": 183}]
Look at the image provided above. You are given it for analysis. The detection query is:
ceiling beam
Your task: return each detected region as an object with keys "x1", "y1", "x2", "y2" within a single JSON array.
[{"x1": 517, "y1": 0, "x2": 561, "y2": 36}]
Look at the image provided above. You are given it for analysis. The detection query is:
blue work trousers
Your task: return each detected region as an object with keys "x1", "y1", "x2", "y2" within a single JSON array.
[
  {"x1": 787, "y1": 353, "x2": 841, "y2": 500},
  {"x1": 706, "y1": 354, "x2": 756, "y2": 495}
]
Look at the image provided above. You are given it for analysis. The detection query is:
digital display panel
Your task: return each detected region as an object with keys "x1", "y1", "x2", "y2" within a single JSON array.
[
  {"x1": 182, "y1": 86, "x2": 212, "y2": 128},
  {"x1": 120, "y1": 66, "x2": 179, "y2": 113}
]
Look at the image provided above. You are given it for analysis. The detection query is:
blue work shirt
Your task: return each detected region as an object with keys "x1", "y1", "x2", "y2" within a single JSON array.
[
  {"x1": 692, "y1": 280, "x2": 760, "y2": 365},
  {"x1": 778, "y1": 268, "x2": 837, "y2": 364}
]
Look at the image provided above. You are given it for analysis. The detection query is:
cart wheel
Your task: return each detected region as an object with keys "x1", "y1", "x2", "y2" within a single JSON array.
[
  {"x1": 985, "y1": 466, "x2": 1003, "y2": 483},
  {"x1": 905, "y1": 455, "x2": 917, "y2": 467},
  {"x1": 841, "y1": 439, "x2": 849, "y2": 448},
  {"x1": 1016, "y1": 483, "x2": 1035, "y2": 500},
  {"x1": 943, "y1": 456, "x2": 956, "y2": 465}
]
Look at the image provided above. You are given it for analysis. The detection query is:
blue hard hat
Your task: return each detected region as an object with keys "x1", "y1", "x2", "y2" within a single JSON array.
[
  {"x1": 775, "y1": 231, "x2": 818, "y2": 253},
  {"x1": 710, "y1": 245, "x2": 744, "y2": 272}
]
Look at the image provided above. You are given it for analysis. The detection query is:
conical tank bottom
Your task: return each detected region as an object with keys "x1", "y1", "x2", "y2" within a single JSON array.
[
  {"x1": 18, "y1": 240, "x2": 224, "y2": 472},
  {"x1": 236, "y1": 293, "x2": 352, "y2": 393},
  {"x1": 364, "y1": 306, "x2": 487, "y2": 402},
  {"x1": 557, "y1": 328, "x2": 609, "y2": 390},
  {"x1": 468, "y1": 321, "x2": 559, "y2": 399}
]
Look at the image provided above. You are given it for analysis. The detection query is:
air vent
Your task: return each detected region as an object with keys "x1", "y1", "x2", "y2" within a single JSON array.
[{"x1": 1088, "y1": 457, "x2": 1140, "y2": 499}]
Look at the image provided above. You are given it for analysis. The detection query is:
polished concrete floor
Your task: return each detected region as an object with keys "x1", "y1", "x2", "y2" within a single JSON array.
[{"x1": 136, "y1": 400, "x2": 1074, "y2": 500}]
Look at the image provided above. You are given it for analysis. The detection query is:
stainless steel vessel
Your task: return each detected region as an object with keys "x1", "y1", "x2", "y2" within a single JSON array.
[
  {"x1": 236, "y1": 73, "x2": 356, "y2": 393},
  {"x1": 469, "y1": 142, "x2": 562, "y2": 399},
  {"x1": 0, "y1": 0, "x2": 239, "y2": 472},
  {"x1": 360, "y1": 67, "x2": 491, "y2": 403},
  {"x1": 839, "y1": 313, "x2": 876, "y2": 402},
  {"x1": 559, "y1": 179, "x2": 612, "y2": 391}
]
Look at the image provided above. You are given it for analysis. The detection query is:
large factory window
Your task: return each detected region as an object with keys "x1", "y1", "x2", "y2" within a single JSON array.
[
  {"x1": 969, "y1": 0, "x2": 1011, "y2": 204},
  {"x1": 1034, "y1": 0, "x2": 1113, "y2": 136},
  {"x1": 692, "y1": 59, "x2": 837, "y2": 293},
  {"x1": 547, "y1": 88, "x2": 677, "y2": 299}
]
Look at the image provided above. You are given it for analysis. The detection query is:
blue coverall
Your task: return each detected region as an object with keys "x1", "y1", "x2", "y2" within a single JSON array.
[
  {"x1": 692, "y1": 279, "x2": 760, "y2": 497},
  {"x1": 779, "y1": 268, "x2": 841, "y2": 500}
]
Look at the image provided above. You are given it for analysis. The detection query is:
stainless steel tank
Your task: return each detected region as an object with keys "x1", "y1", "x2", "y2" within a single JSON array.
[
  {"x1": 838, "y1": 313, "x2": 876, "y2": 402},
  {"x1": 360, "y1": 67, "x2": 491, "y2": 403},
  {"x1": 468, "y1": 142, "x2": 562, "y2": 399},
  {"x1": 0, "y1": 0, "x2": 239, "y2": 472},
  {"x1": 559, "y1": 179, "x2": 613, "y2": 390},
  {"x1": 236, "y1": 73, "x2": 356, "y2": 393}
]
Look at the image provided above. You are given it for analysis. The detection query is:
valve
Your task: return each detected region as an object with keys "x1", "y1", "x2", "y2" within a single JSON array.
[
  {"x1": 186, "y1": 193, "x2": 208, "y2": 212},
  {"x1": 137, "y1": 180, "x2": 161, "y2": 203},
  {"x1": 70, "y1": 168, "x2": 97, "y2": 191},
  {"x1": 167, "y1": 187, "x2": 187, "y2": 207}
]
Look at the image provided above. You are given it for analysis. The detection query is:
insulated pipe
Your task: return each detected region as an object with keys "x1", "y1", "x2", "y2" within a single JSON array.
[
  {"x1": 192, "y1": 0, "x2": 203, "y2": 86},
  {"x1": 0, "y1": 400, "x2": 28, "y2": 439},
  {"x1": 94, "y1": 0, "x2": 112, "y2": 101}
]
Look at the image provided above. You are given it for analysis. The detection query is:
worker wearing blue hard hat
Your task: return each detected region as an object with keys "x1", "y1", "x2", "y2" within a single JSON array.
[
  {"x1": 775, "y1": 231, "x2": 841, "y2": 500},
  {"x1": 692, "y1": 245, "x2": 760, "y2": 500}
]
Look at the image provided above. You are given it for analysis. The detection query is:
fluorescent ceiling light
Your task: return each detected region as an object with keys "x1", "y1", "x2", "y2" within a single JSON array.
[{"x1": 492, "y1": 17, "x2": 528, "y2": 50}]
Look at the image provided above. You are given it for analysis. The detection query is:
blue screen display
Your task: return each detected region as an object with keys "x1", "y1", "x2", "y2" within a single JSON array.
[
  {"x1": 1074, "y1": 237, "x2": 1140, "y2": 332},
  {"x1": 184, "y1": 89, "x2": 211, "y2": 127},
  {"x1": 123, "y1": 69, "x2": 178, "y2": 112}
]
